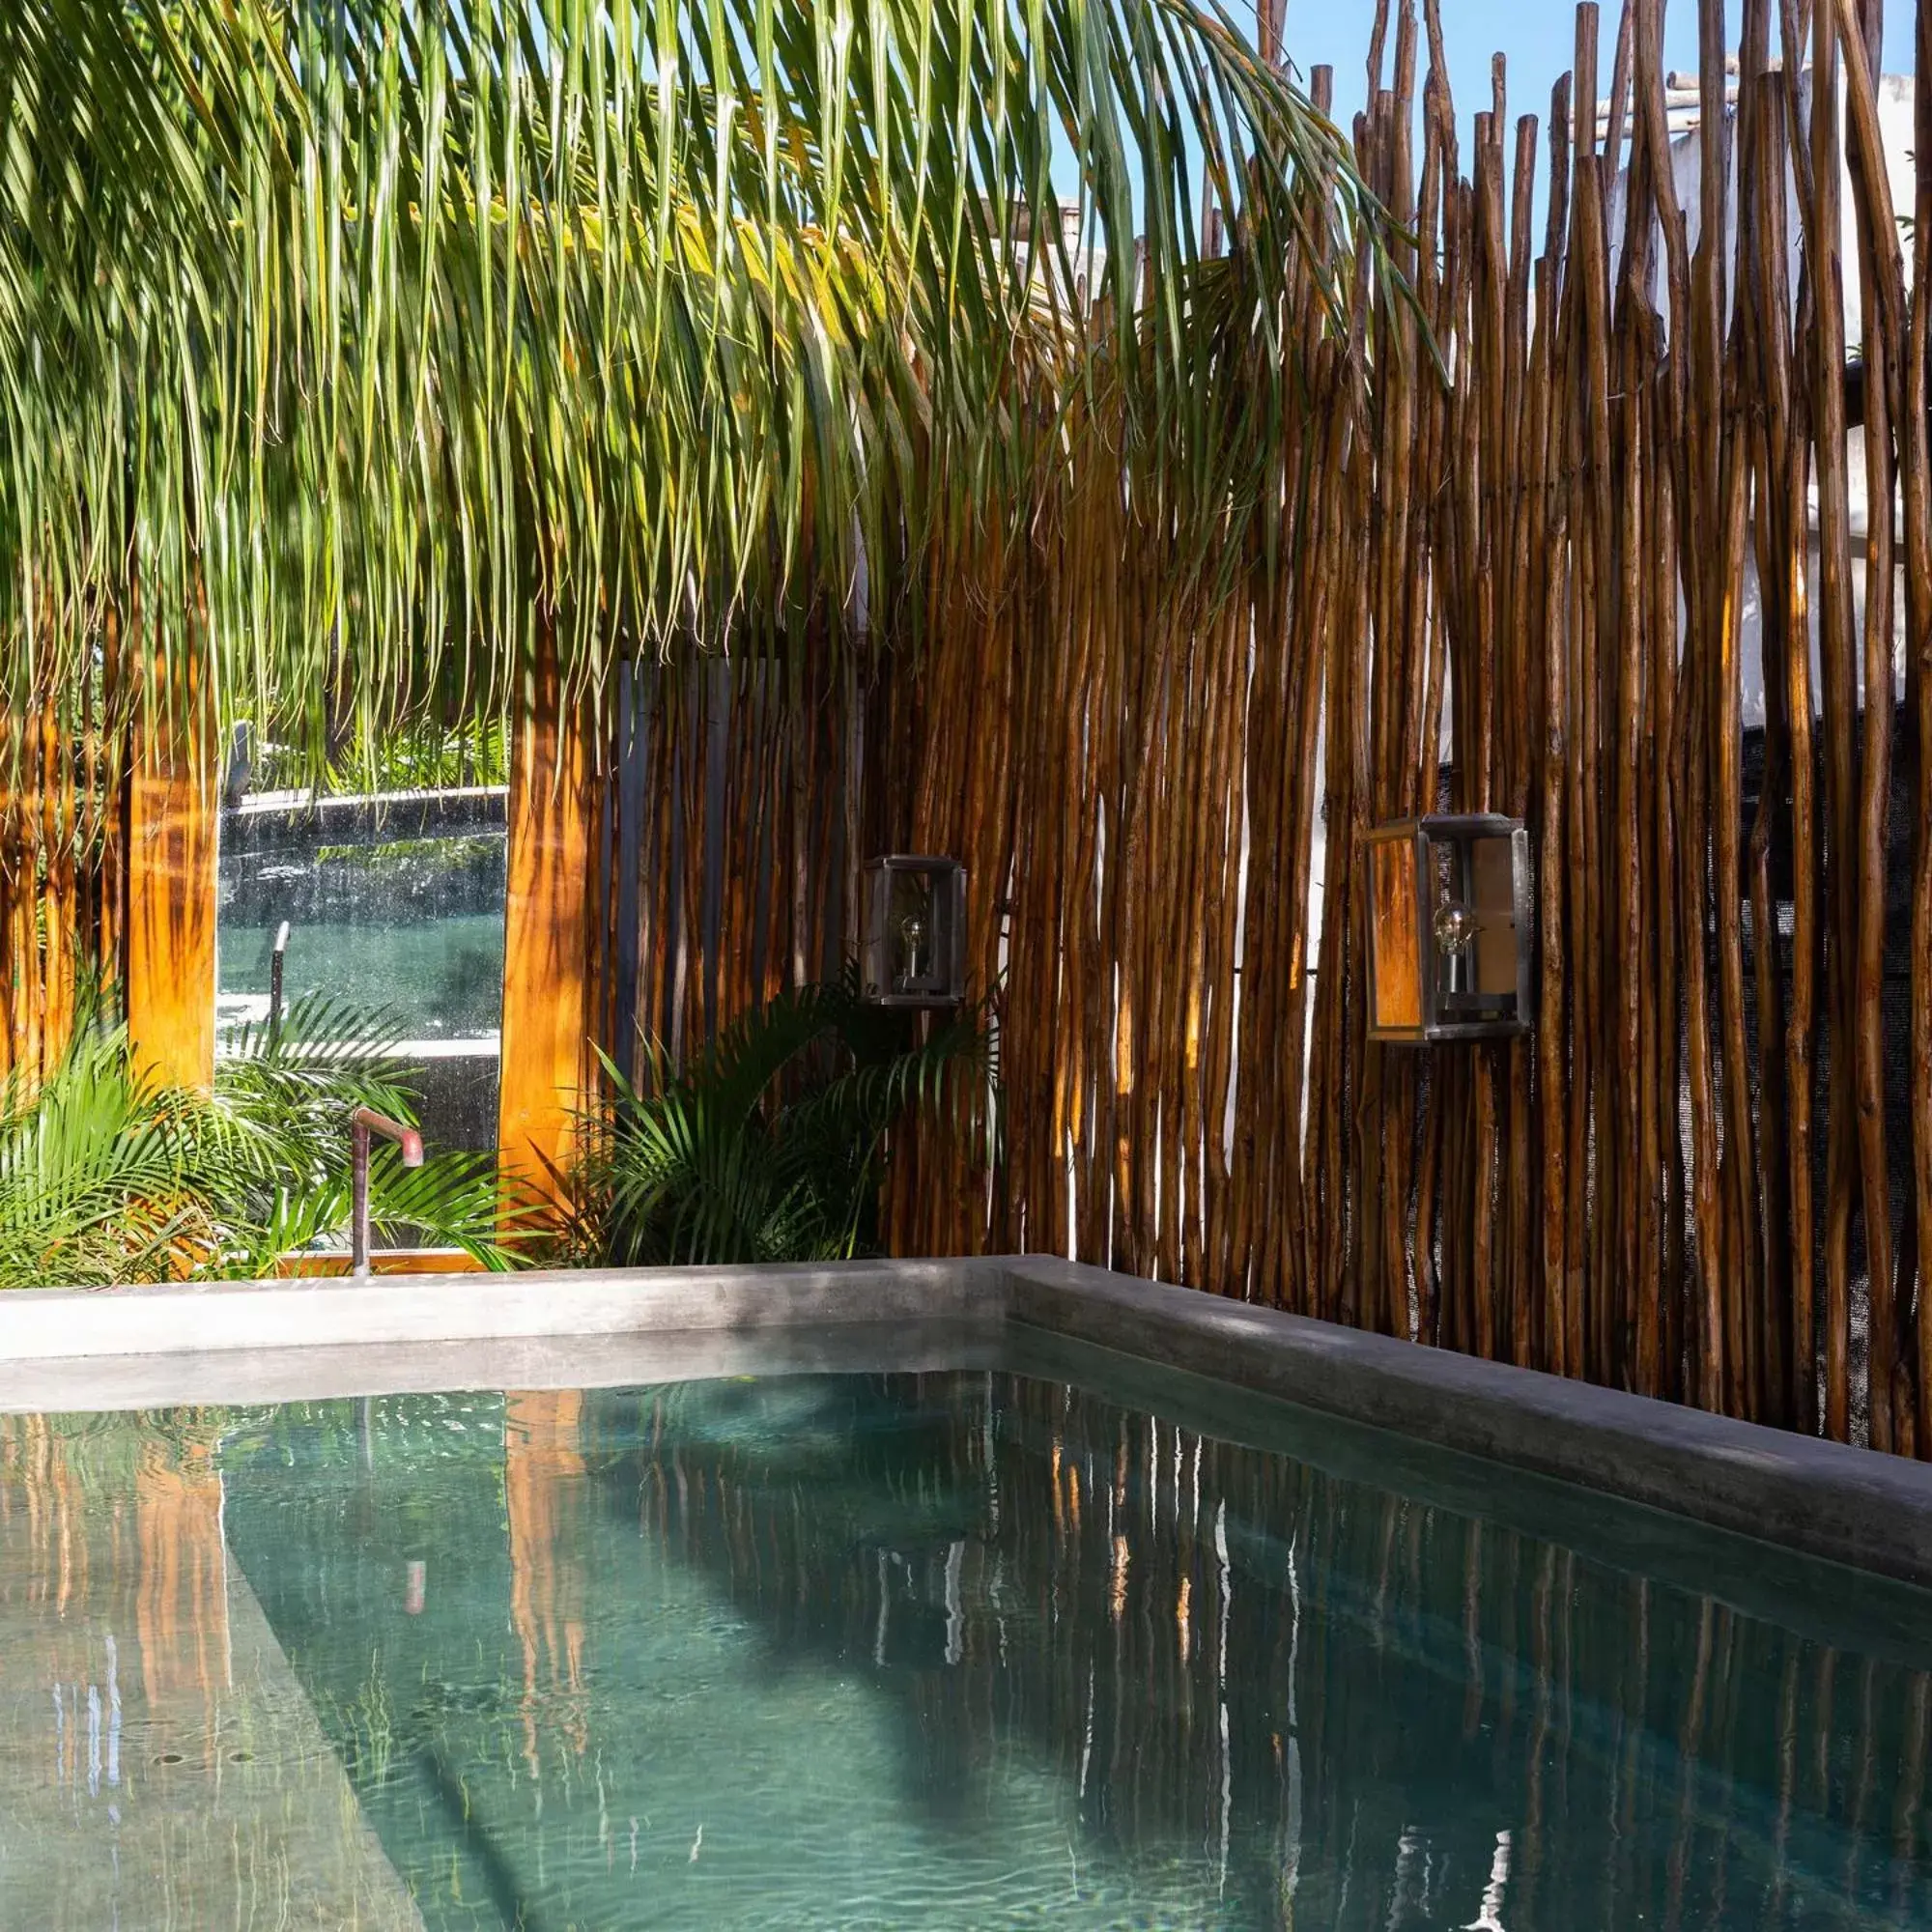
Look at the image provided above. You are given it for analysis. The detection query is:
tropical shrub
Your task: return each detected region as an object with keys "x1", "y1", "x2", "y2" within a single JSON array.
[
  {"x1": 564, "y1": 977, "x2": 992, "y2": 1267},
  {"x1": 0, "y1": 994, "x2": 520, "y2": 1288}
]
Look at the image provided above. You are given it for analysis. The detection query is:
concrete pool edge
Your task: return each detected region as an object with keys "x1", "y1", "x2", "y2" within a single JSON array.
[
  {"x1": 0, "y1": 1258, "x2": 1004, "y2": 1359},
  {"x1": 0, "y1": 1320, "x2": 1007, "y2": 1413},
  {"x1": 1002, "y1": 1257, "x2": 1932, "y2": 1591},
  {"x1": 4, "y1": 1253, "x2": 1931, "y2": 1589}
]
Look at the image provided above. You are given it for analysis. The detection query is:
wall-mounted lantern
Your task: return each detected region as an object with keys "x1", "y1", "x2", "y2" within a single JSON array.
[
  {"x1": 1364, "y1": 815, "x2": 1532, "y2": 1042},
  {"x1": 862, "y1": 857, "x2": 967, "y2": 1008}
]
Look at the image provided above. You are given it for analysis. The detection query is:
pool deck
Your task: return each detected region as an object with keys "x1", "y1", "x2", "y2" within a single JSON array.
[{"x1": 3, "y1": 1254, "x2": 1931, "y2": 1591}]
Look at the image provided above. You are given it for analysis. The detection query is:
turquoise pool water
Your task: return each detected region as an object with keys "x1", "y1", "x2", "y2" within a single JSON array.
[{"x1": 3, "y1": 1347, "x2": 1931, "y2": 1929}]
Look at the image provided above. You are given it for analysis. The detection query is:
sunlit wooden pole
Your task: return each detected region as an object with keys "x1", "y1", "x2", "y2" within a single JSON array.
[{"x1": 497, "y1": 624, "x2": 597, "y2": 1221}]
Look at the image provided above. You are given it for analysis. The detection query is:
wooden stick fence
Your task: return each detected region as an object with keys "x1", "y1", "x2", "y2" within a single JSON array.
[
  {"x1": 897, "y1": 0, "x2": 1932, "y2": 1457},
  {"x1": 0, "y1": 661, "x2": 127, "y2": 1093},
  {"x1": 582, "y1": 0, "x2": 1932, "y2": 1457}
]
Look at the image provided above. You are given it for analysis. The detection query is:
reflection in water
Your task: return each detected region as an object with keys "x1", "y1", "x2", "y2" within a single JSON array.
[
  {"x1": 5, "y1": 1386, "x2": 1930, "y2": 1927},
  {"x1": 197, "y1": 1374, "x2": 1932, "y2": 1931},
  {"x1": 2, "y1": 1416, "x2": 229, "y2": 1770},
  {"x1": 504, "y1": 1391, "x2": 588, "y2": 1771},
  {"x1": 0, "y1": 1412, "x2": 417, "y2": 1928},
  {"x1": 133, "y1": 1432, "x2": 230, "y2": 1716}
]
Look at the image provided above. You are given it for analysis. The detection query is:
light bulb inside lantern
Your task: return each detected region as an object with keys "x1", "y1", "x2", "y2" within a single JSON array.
[
  {"x1": 1433, "y1": 900, "x2": 1478, "y2": 957},
  {"x1": 897, "y1": 912, "x2": 928, "y2": 983}
]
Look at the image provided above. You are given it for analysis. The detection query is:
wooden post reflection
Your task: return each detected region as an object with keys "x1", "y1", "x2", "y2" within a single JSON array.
[
  {"x1": 504, "y1": 1390, "x2": 589, "y2": 1773},
  {"x1": 133, "y1": 1431, "x2": 229, "y2": 1728},
  {"x1": 0, "y1": 1415, "x2": 92, "y2": 1620},
  {"x1": 2, "y1": 1414, "x2": 229, "y2": 1758}
]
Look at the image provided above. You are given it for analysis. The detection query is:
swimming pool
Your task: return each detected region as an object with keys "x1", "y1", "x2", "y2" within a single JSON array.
[{"x1": 3, "y1": 1334, "x2": 1928, "y2": 1929}]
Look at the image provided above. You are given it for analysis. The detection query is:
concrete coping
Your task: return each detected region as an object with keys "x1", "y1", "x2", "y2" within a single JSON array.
[
  {"x1": 1001, "y1": 1257, "x2": 1932, "y2": 1595},
  {"x1": 3, "y1": 1253, "x2": 1930, "y2": 1596}
]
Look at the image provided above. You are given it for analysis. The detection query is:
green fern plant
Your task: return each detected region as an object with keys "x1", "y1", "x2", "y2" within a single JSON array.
[{"x1": 564, "y1": 977, "x2": 994, "y2": 1267}]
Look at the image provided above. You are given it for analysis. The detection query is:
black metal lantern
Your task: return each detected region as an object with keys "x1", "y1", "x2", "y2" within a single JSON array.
[
  {"x1": 862, "y1": 857, "x2": 967, "y2": 1008},
  {"x1": 1364, "y1": 815, "x2": 1532, "y2": 1042}
]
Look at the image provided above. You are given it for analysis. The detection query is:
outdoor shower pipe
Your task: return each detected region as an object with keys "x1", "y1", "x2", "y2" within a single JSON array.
[
  {"x1": 351, "y1": 1106, "x2": 423, "y2": 1278},
  {"x1": 267, "y1": 921, "x2": 291, "y2": 1053}
]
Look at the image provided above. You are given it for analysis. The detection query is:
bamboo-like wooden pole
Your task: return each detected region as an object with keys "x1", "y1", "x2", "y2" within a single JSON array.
[
  {"x1": 1909, "y1": 0, "x2": 1932, "y2": 1459},
  {"x1": 1838, "y1": 0, "x2": 1903, "y2": 1447},
  {"x1": 126, "y1": 613, "x2": 216, "y2": 1095},
  {"x1": 497, "y1": 625, "x2": 598, "y2": 1215}
]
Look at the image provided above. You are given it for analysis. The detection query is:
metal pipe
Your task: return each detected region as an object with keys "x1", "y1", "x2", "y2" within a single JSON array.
[
  {"x1": 268, "y1": 921, "x2": 291, "y2": 1054},
  {"x1": 350, "y1": 1106, "x2": 424, "y2": 1278}
]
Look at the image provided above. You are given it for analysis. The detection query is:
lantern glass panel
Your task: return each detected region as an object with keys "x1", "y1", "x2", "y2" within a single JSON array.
[
  {"x1": 1468, "y1": 834, "x2": 1520, "y2": 999},
  {"x1": 862, "y1": 857, "x2": 965, "y2": 1007},
  {"x1": 1425, "y1": 823, "x2": 1524, "y2": 1028},
  {"x1": 1369, "y1": 836, "x2": 1423, "y2": 1033},
  {"x1": 1428, "y1": 840, "x2": 1475, "y2": 1008}
]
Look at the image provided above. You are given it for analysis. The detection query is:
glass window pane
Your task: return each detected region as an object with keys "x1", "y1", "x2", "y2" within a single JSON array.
[{"x1": 216, "y1": 757, "x2": 507, "y2": 1163}]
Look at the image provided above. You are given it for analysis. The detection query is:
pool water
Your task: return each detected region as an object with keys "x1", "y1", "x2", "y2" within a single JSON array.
[{"x1": 3, "y1": 1353, "x2": 1931, "y2": 1930}]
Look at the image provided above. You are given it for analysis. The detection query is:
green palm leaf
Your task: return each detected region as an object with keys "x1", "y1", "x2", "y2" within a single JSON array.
[
  {"x1": 569, "y1": 973, "x2": 990, "y2": 1265},
  {"x1": 0, "y1": 991, "x2": 526, "y2": 1286},
  {"x1": 1, "y1": 0, "x2": 1388, "y2": 775}
]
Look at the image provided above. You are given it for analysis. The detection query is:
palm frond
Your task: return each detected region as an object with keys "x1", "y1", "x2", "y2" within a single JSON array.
[
  {"x1": 0, "y1": 1026, "x2": 201, "y2": 1286},
  {"x1": 0, "y1": 0, "x2": 1391, "y2": 775},
  {"x1": 0, "y1": 994, "x2": 527, "y2": 1286},
  {"x1": 568, "y1": 974, "x2": 990, "y2": 1265}
]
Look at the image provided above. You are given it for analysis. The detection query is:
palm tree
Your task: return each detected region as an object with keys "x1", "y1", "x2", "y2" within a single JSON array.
[{"x1": 0, "y1": 0, "x2": 1387, "y2": 767}]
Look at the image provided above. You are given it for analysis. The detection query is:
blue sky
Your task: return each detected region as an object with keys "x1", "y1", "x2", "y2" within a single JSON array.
[{"x1": 1286, "y1": 0, "x2": 1919, "y2": 162}]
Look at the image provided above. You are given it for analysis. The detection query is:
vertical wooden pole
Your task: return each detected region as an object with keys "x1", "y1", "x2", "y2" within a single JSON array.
[
  {"x1": 497, "y1": 633, "x2": 597, "y2": 1212},
  {"x1": 1908, "y1": 0, "x2": 1932, "y2": 1458},
  {"x1": 126, "y1": 628, "x2": 216, "y2": 1094}
]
